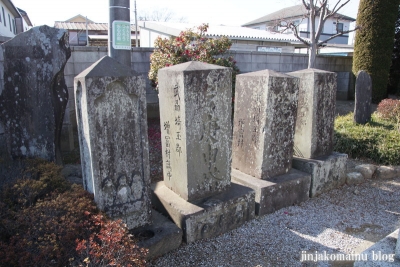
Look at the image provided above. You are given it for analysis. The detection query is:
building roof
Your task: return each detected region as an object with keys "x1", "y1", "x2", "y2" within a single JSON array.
[
  {"x1": 242, "y1": 4, "x2": 356, "y2": 27},
  {"x1": 65, "y1": 14, "x2": 94, "y2": 23},
  {"x1": 3, "y1": 0, "x2": 20, "y2": 17},
  {"x1": 17, "y1": 8, "x2": 32, "y2": 26},
  {"x1": 140, "y1": 21, "x2": 301, "y2": 43},
  {"x1": 54, "y1": 21, "x2": 138, "y2": 32}
]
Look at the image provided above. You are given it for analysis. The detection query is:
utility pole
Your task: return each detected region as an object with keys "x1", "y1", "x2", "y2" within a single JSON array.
[
  {"x1": 134, "y1": 0, "x2": 138, "y2": 48},
  {"x1": 109, "y1": 0, "x2": 131, "y2": 67}
]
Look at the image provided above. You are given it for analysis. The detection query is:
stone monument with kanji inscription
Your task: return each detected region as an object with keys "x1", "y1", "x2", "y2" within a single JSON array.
[
  {"x1": 152, "y1": 61, "x2": 255, "y2": 243},
  {"x1": 289, "y1": 69, "x2": 347, "y2": 197},
  {"x1": 231, "y1": 70, "x2": 311, "y2": 215}
]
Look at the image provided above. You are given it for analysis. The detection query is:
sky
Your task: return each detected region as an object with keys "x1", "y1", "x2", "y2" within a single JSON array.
[{"x1": 11, "y1": 0, "x2": 360, "y2": 27}]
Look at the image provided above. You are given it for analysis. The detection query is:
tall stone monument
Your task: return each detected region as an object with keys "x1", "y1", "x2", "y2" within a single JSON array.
[
  {"x1": 0, "y1": 26, "x2": 70, "y2": 164},
  {"x1": 152, "y1": 61, "x2": 255, "y2": 243},
  {"x1": 289, "y1": 69, "x2": 347, "y2": 197},
  {"x1": 354, "y1": 70, "x2": 372, "y2": 124},
  {"x1": 230, "y1": 70, "x2": 311, "y2": 215},
  {"x1": 75, "y1": 56, "x2": 151, "y2": 229}
]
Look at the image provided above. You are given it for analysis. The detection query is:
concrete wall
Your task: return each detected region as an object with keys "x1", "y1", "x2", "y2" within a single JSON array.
[{"x1": 0, "y1": 45, "x2": 353, "y2": 152}]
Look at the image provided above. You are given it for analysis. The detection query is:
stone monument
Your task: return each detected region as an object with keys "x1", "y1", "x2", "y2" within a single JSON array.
[
  {"x1": 0, "y1": 26, "x2": 70, "y2": 164},
  {"x1": 289, "y1": 69, "x2": 347, "y2": 197},
  {"x1": 152, "y1": 61, "x2": 255, "y2": 243},
  {"x1": 75, "y1": 55, "x2": 151, "y2": 228},
  {"x1": 230, "y1": 69, "x2": 311, "y2": 215},
  {"x1": 354, "y1": 70, "x2": 372, "y2": 124},
  {"x1": 75, "y1": 55, "x2": 182, "y2": 258}
]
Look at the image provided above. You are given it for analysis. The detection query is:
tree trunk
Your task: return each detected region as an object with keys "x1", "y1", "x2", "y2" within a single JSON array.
[{"x1": 308, "y1": 43, "x2": 317, "y2": 68}]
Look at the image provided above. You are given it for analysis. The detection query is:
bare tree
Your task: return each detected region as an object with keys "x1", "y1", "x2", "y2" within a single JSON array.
[
  {"x1": 280, "y1": 0, "x2": 359, "y2": 68},
  {"x1": 138, "y1": 7, "x2": 187, "y2": 23}
]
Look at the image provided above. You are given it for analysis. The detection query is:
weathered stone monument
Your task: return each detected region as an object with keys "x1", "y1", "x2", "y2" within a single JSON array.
[
  {"x1": 354, "y1": 70, "x2": 372, "y2": 124},
  {"x1": 75, "y1": 55, "x2": 182, "y2": 258},
  {"x1": 230, "y1": 70, "x2": 311, "y2": 215},
  {"x1": 152, "y1": 61, "x2": 255, "y2": 243},
  {"x1": 289, "y1": 69, "x2": 347, "y2": 197},
  {"x1": 0, "y1": 26, "x2": 70, "y2": 164},
  {"x1": 75, "y1": 56, "x2": 151, "y2": 228}
]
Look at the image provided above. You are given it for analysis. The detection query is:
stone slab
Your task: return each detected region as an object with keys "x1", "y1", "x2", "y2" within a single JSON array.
[
  {"x1": 151, "y1": 181, "x2": 255, "y2": 244},
  {"x1": 0, "y1": 25, "x2": 71, "y2": 164},
  {"x1": 289, "y1": 69, "x2": 337, "y2": 159},
  {"x1": 292, "y1": 152, "x2": 347, "y2": 197},
  {"x1": 231, "y1": 168, "x2": 311, "y2": 215},
  {"x1": 354, "y1": 70, "x2": 372, "y2": 124},
  {"x1": 231, "y1": 69, "x2": 299, "y2": 179},
  {"x1": 354, "y1": 229, "x2": 398, "y2": 266},
  {"x1": 131, "y1": 210, "x2": 182, "y2": 260}
]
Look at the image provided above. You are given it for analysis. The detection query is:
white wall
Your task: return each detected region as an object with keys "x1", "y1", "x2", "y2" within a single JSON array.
[
  {"x1": 140, "y1": 28, "x2": 172, "y2": 47},
  {"x1": 0, "y1": 1, "x2": 17, "y2": 37}
]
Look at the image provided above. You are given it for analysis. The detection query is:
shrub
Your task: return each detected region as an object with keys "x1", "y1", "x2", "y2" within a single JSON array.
[
  {"x1": 376, "y1": 98, "x2": 400, "y2": 130},
  {"x1": 334, "y1": 113, "x2": 400, "y2": 165},
  {"x1": 0, "y1": 160, "x2": 147, "y2": 267},
  {"x1": 148, "y1": 23, "x2": 239, "y2": 91},
  {"x1": 76, "y1": 214, "x2": 147, "y2": 267}
]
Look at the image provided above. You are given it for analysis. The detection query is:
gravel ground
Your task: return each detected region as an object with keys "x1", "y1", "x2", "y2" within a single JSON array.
[
  {"x1": 150, "y1": 176, "x2": 400, "y2": 267},
  {"x1": 147, "y1": 101, "x2": 400, "y2": 267}
]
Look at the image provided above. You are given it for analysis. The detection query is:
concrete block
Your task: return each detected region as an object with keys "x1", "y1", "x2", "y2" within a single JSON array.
[
  {"x1": 251, "y1": 53, "x2": 268, "y2": 63},
  {"x1": 236, "y1": 62, "x2": 252, "y2": 73},
  {"x1": 292, "y1": 152, "x2": 347, "y2": 197},
  {"x1": 232, "y1": 168, "x2": 310, "y2": 215},
  {"x1": 233, "y1": 52, "x2": 252, "y2": 63},
  {"x1": 151, "y1": 181, "x2": 255, "y2": 243},
  {"x1": 267, "y1": 54, "x2": 280, "y2": 64},
  {"x1": 132, "y1": 210, "x2": 182, "y2": 259}
]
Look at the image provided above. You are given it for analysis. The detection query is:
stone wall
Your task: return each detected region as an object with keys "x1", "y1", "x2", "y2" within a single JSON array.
[{"x1": 0, "y1": 46, "x2": 353, "y2": 152}]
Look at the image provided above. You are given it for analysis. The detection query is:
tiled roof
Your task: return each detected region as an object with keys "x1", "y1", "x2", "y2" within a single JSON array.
[
  {"x1": 242, "y1": 4, "x2": 356, "y2": 26},
  {"x1": 54, "y1": 21, "x2": 137, "y2": 31},
  {"x1": 140, "y1": 22, "x2": 300, "y2": 43}
]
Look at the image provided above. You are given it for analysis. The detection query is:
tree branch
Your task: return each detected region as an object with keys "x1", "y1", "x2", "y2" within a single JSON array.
[
  {"x1": 290, "y1": 23, "x2": 311, "y2": 47},
  {"x1": 317, "y1": 26, "x2": 360, "y2": 46},
  {"x1": 325, "y1": 0, "x2": 351, "y2": 20}
]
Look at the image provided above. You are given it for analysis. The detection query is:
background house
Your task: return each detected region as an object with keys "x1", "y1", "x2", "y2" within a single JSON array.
[
  {"x1": 242, "y1": 4, "x2": 356, "y2": 45},
  {"x1": 54, "y1": 14, "x2": 140, "y2": 47},
  {"x1": 139, "y1": 21, "x2": 306, "y2": 53},
  {"x1": 0, "y1": 0, "x2": 32, "y2": 42}
]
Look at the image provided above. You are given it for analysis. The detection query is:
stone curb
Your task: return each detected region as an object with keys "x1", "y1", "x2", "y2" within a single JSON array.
[{"x1": 346, "y1": 164, "x2": 400, "y2": 185}]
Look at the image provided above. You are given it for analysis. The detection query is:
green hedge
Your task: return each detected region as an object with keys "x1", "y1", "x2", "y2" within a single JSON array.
[
  {"x1": 334, "y1": 113, "x2": 400, "y2": 165},
  {"x1": 352, "y1": 0, "x2": 400, "y2": 103}
]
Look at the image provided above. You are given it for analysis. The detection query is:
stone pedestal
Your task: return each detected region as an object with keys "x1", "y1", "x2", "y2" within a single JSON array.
[
  {"x1": 154, "y1": 61, "x2": 255, "y2": 243},
  {"x1": 292, "y1": 153, "x2": 347, "y2": 197},
  {"x1": 232, "y1": 168, "x2": 310, "y2": 215},
  {"x1": 231, "y1": 69, "x2": 310, "y2": 214},
  {"x1": 74, "y1": 56, "x2": 151, "y2": 229},
  {"x1": 131, "y1": 210, "x2": 182, "y2": 259},
  {"x1": 152, "y1": 182, "x2": 255, "y2": 243}
]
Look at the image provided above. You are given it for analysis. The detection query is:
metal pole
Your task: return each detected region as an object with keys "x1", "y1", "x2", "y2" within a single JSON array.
[
  {"x1": 134, "y1": 0, "x2": 138, "y2": 47},
  {"x1": 86, "y1": 16, "x2": 89, "y2": 46},
  {"x1": 109, "y1": 0, "x2": 131, "y2": 67}
]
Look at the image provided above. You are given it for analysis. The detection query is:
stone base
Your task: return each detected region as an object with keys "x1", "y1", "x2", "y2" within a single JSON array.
[
  {"x1": 131, "y1": 210, "x2": 182, "y2": 259},
  {"x1": 354, "y1": 229, "x2": 399, "y2": 266},
  {"x1": 231, "y1": 168, "x2": 311, "y2": 216},
  {"x1": 151, "y1": 182, "x2": 255, "y2": 244},
  {"x1": 292, "y1": 152, "x2": 347, "y2": 198}
]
